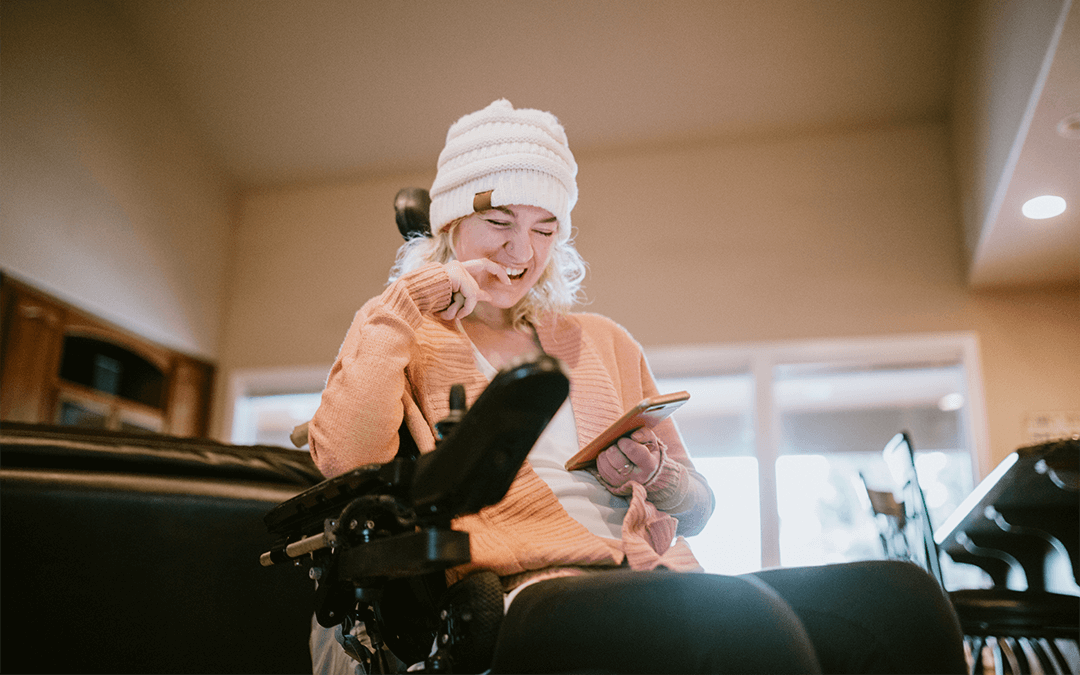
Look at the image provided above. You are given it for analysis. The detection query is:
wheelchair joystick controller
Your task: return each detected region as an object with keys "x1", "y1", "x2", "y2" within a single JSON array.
[{"x1": 434, "y1": 384, "x2": 466, "y2": 441}]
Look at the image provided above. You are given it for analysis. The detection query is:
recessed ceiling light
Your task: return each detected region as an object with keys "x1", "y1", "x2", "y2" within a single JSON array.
[
  {"x1": 1058, "y1": 112, "x2": 1080, "y2": 140},
  {"x1": 1022, "y1": 195, "x2": 1067, "y2": 219}
]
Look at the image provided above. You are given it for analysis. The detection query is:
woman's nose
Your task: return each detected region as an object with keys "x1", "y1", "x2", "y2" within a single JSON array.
[{"x1": 505, "y1": 228, "x2": 532, "y2": 259}]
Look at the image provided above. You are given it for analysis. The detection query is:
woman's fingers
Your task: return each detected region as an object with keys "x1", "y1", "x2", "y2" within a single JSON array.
[
  {"x1": 618, "y1": 436, "x2": 660, "y2": 477},
  {"x1": 442, "y1": 262, "x2": 481, "y2": 319},
  {"x1": 440, "y1": 260, "x2": 501, "y2": 320},
  {"x1": 629, "y1": 428, "x2": 660, "y2": 445},
  {"x1": 462, "y1": 258, "x2": 512, "y2": 286},
  {"x1": 618, "y1": 438, "x2": 649, "y2": 464},
  {"x1": 597, "y1": 446, "x2": 632, "y2": 485},
  {"x1": 438, "y1": 291, "x2": 466, "y2": 321},
  {"x1": 593, "y1": 428, "x2": 667, "y2": 491}
]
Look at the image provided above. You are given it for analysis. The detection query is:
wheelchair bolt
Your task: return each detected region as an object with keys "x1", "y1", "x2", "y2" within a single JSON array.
[
  {"x1": 348, "y1": 519, "x2": 358, "y2": 530},
  {"x1": 365, "y1": 520, "x2": 375, "y2": 530}
]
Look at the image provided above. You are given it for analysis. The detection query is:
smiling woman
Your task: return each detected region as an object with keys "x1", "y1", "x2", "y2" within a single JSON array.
[
  {"x1": 304, "y1": 99, "x2": 967, "y2": 675},
  {"x1": 388, "y1": 206, "x2": 588, "y2": 331}
]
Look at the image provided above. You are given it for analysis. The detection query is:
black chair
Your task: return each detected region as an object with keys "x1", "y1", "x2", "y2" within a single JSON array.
[
  {"x1": 864, "y1": 432, "x2": 1079, "y2": 675},
  {"x1": 0, "y1": 423, "x2": 323, "y2": 674}
]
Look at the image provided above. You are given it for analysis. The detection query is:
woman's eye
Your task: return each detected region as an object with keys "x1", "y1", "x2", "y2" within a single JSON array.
[
  {"x1": 533, "y1": 230, "x2": 554, "y2": 237},
  {"x1": 484, "y1": 219, "x2": 512, "y2": 228}
]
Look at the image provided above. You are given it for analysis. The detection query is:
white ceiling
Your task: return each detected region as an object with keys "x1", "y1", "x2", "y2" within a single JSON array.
[
  {"x1": 113, "y1": 0, "x2": 1078, "y2": 289},
  {"x1": 966, "y1": 0, "x2": 1079, "y2": 288}
]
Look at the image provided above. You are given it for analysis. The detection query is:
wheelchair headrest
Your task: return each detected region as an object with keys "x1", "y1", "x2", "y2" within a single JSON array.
[{"x1": 395, "y1": 188, "x2": 431, "y2": 240}]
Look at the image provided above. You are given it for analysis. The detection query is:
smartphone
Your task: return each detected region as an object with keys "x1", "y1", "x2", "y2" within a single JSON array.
[{"x1": 564, "y1": 391, "x2": 690, "y2": 471}]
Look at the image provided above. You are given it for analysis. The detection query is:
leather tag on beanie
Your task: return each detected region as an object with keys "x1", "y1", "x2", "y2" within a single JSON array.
[{"x1": 473, "y1": 190, "x2": 494, "y2": 213}]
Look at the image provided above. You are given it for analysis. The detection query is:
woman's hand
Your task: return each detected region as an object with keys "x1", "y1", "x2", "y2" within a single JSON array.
[
  {"x1": 596, "y1": 428, "x2": 663, "y2": 488},
  {"x1": 438, "y1": 259, "x2": 512, "y2": 321}
]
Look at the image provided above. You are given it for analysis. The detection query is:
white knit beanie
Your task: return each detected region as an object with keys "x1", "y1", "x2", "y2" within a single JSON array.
[{"x1": 429, "y1": 99, "x2": 578, "y2": 242}]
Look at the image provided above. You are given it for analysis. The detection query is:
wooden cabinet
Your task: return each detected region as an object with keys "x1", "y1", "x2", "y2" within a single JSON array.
[{"x1": 1, "y1": 274, "x2": 214, "y2": 437}]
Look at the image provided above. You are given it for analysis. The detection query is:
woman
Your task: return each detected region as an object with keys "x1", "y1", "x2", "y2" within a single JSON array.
[
  {"x1": 312, "y1": 98, "x2": 711, "y2": 581},
  {"x1": 309, "y1": 99, "x2": 965, "y2": 674}
]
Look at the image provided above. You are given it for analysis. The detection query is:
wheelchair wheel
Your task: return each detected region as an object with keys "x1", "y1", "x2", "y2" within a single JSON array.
[{"x1": 439, "y1": 571, "x2": 504, "y2": 673}]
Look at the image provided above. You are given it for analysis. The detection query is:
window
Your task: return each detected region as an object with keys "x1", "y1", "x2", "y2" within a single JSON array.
[
  {"x1": 232, "y1": 392, "x2": 322, "y2": 448},
  {"x1": 652, "y1": 371, "x2": 760, "y2": 574},
  {"x1": 650, "y1": 333, "x2": 989, "y2": 585},
  {"x1": 227, "y1": 366, "x2": 329, "y2": 448}
]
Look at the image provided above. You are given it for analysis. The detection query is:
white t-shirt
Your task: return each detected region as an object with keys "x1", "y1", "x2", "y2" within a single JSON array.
[{"x1": 458, "y1": 322, "x2": 628, "y2": 541}]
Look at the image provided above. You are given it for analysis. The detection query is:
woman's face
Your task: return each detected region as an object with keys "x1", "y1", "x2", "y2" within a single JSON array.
[{"x1": 453, "y1": 204, "x2": 557, "y2": 309}]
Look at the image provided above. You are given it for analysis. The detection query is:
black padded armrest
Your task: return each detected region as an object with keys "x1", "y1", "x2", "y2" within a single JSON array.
[{"x1": 0, "y1": 422, "x2": 324, "y2": 486}]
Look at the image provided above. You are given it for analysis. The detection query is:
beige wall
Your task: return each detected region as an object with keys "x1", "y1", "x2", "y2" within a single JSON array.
[
  {"x1": 218, "y1": 121, "x2": 1079, "y2": 472},
  {"x1": 3, "y1": 0, "x2": 1075, "y2": 473},
  {"x1": 219, "y1": 173, "x2": 429, "y2": 370},
  {"x1": 0, "y1": 0, "x2": 231, "y2": 360}
]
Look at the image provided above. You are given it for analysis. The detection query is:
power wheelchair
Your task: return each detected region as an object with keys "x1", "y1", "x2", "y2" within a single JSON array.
[
  {"x1": 260, "y1": 188, "x2": 596, "y2": 672},
  {"x1": 261, "y1": 343, "x2": 570, "y2": 673}
]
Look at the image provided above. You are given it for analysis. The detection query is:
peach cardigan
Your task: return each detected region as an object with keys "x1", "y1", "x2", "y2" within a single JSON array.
[{"x1": 309, "y1": 262, "x2": 714, "y2": 584}]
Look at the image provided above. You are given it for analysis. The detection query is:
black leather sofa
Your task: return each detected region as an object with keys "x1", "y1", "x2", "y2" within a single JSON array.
[{"x1": 0, "y1": 423, "x2": 324, "y2": 674}]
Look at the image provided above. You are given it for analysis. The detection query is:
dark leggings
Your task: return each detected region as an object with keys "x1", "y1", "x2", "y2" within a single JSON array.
[{"x1": 489, "y1": 560, "x2": 967, "y2": 674}]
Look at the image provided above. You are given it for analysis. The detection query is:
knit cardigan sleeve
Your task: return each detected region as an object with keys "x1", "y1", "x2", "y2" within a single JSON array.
[{"x1": 308, "y1": 262, "x2": 452, "y2": 478}]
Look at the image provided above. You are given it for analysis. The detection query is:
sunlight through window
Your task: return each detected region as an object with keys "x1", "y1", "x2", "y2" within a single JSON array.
[{"x1": 651, "y1": 334, "x2": 985, "y2": 584}]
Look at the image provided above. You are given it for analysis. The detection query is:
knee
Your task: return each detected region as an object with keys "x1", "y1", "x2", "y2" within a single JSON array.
[
  {"x1": 493, "y1": 572, "x2": 822, "y2": 674},
  {"x1": 752, "y1": 559, "x2": 964, "y2": 642},
  {"x1": 846, "y1": 560, "x2": 952, "y2": 611}
]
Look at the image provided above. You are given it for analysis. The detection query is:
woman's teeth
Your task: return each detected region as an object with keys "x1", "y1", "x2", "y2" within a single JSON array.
[{"x1": 504, "y1": 266, "x2": 525, "y2": 280}]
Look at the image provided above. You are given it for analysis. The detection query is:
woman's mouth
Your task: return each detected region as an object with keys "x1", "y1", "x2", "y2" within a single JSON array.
[{"x1": 503, "y1": 266, "x2": 526, "y2": 281}]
